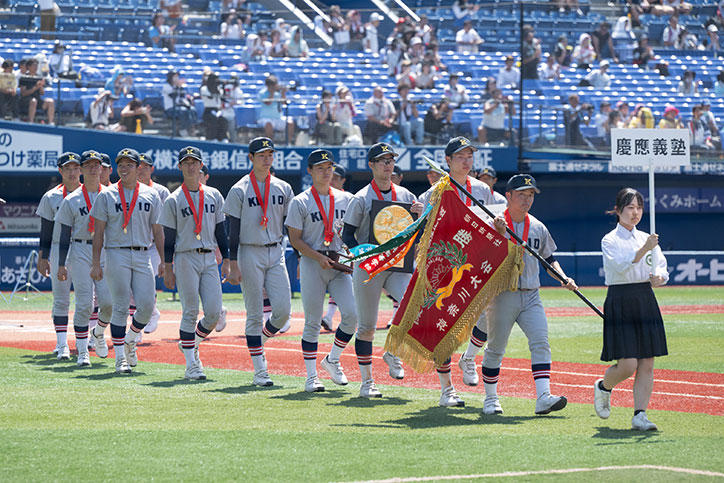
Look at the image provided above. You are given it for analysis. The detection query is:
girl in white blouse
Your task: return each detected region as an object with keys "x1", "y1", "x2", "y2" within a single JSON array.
[{"x1": 594, "y1": 188, "x2": 668, "y2": 431}]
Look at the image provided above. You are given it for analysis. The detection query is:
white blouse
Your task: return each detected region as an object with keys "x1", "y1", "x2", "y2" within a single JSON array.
[{"x1": 601, "y1": 223, "x2": 668, "y2": 286}]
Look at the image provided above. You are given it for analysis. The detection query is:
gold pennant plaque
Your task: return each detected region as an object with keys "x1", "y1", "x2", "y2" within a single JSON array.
[{"x1": 373, "y1": 205, "x2": 414, "y2": 244}]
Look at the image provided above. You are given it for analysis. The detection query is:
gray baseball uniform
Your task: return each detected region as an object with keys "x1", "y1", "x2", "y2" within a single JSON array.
[
  {"x1": 160, "y1": 185, "x2": 225, "y2": 332},
  {"x1": 36, "y1": 185, "x2": 72, "y2": 317},
  {"x1": 343, "y1": 183, "x2": 417, "y2": 340},
  {"x1": 55, "y1": 185, "x2": 113, "y2": 328},
  {"x1": 223, "y1": 173, "x2": 294, "y2": 335},
  {"x1": 147, "y1": 181, "x2": 170, "y2": 275},
  {"x1": 286, "y1": 187, "x2": 356, "y2": 342},
  {"x1": 90, "y1": 182, "x2": 162, "y2": 328}
]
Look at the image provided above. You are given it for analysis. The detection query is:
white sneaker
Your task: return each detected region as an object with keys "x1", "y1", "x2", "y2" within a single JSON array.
[
  {"x1": 382, "y1": 351, "x2": 404, "y2": 379},
  {"x1": 483, "y1": 395, "x2": 504, "y2": 415},
  {"x1": 91, "y1": 330, "x2": 108, "y2": 358},
  {"x1": 279, "y1": 319, "x2": 291, "y2": 334},
  {"x1": 115, "y1": 357, "x2": 132, "y2": 374},
  {"x1": 305, "y1": 375, "x2": 325, "y2": 392},
  {"x1": 124, "y1": 339, "x2": 138, "y2": 367},
  {"x1": 215, "y1": 308, "x2": 228, "y2": 332},
  {"x1": 144, "y1": 315, "x2": 158, "y2": 334},
  {"x1": 535, "y1": 393, "x2": 568, "y2": 415},
  {"x1": 321, "y1": 355, "x2": 348, "y2": 385},
  {"x1": 52, "y1": 345, "x2": 60, "y2": 355},
  {"x1": 77, "y1": 351, "x2": 91, "y2": 367},
  {"x1": 185, "y1": 362, "x2": 207, "y2": 380},
  {"x1": 320, "y1": 317, "x2": 333, "y2": 332},
  {"x1": 439, "y1": 385, "x2": 465, "y2": 407},
  {"x1": 360, "y1": 379, "x2": 382, "y2": 398},
  {"x1": 57, "y1": 345, "x2": 70, "y2": 361},
  {"x1": 88, "y1": 336, "x2": 96, "y2": 351},
  {"x1": 253, "y1": 369, "x2": 273, "y2": 387},
  {"x1": 594, "y1": 379, "x2": 611, "y2": 419},
  {"x1": 458, "y1": 356, "x2": 479, "y2": 386},
  {"x1": 631, "y1": 411, "x2": 658, "y2": 431}
]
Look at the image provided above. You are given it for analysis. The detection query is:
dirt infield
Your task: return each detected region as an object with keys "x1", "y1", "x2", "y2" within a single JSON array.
[{"x1": 2, "y1": 309, "x2": 723, "y2": 416}]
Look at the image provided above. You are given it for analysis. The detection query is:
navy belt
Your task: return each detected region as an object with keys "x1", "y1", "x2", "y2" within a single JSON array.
[
  {"x1": 263, "y1": 242, "x2": 280, "y2": 248},
  {"x1": 119, "y1": 246, "x2": 148, "y2": 251},
  {"x1": 194, "y1": 248, "x2": 213, "y2": 253},
  {"x1": 73, "y1": 239, "x2": 92, "y2": 245}
]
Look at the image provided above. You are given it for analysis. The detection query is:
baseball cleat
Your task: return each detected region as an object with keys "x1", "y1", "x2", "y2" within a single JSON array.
[
  {"x1": 91, "y1": 331, "x2": 108, "y2": 358},
  {"x1": 483, "y1": 395, "x2": 504, "y2": 415},
  {"x1": 279, "y1": 319, "x2": 291, "y2": 334},
  {"x1": 214, "y1": 307, "x2": 228, "y2": 332},
  {"x1": 382, "y1": 351, "x2": 404, "y2": 379},
  {"x1": 594, "y1": 378, "x2": 611, "y2": 419},
  {"x1": 57, "y1": 345, "x2": 70, "y2": 361},
  {"x1": 359, "y1": 379, "x2": 382, "y2": 398},
  {"x1": 458, "y1": 356, "x2": 479, "y2": 386},
  {"x1": 631, "y1": 411, "x2": 658, "y2": 431},
  {"x1": 124, "y1": 340, "x2": 138, "y2": 367},
  {"x1": 253, "y1": 369, "x2": 273, "y2": 387},
  {"x1": 115, "y1": 358, "x2": 132, "y2": 374},
  {"x1": 321, "y1": 355, "x2": 348, "y2": 385},
  {"x1": 185, "y1": 362, "x2": 207, "y2": 381},
  {"x1": 88, "y1": 336, "x2": 96, "y2": 351},
  {"x1": 439, "y1": 386, "x2": 465, "y2": 407},
  {"x1": 77, "y1": 351, "x2": 91, "y2": 367},
  {"x1": 305, "y1": 375, "x2": 325, "y2": 392},
  {"x1": 320, "y1": 317, "x2": 333, "y2": 332},
  {"x1": 143, "y1": 312, "x2": 159, "y2": 333},
  {"x1": 52, "y1": 345, "x2": 60, "y2": 355},
  {"x1": 535, "y1": 393, "x2": 567, "y2": 415}
]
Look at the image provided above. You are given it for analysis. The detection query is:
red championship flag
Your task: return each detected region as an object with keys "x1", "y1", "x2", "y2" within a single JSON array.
[{"x1": 384, "y1": 177, "x2": 524, "y2": 373}]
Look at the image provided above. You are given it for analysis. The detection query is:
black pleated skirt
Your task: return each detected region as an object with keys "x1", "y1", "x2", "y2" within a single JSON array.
[{"x1": 601, "y1": 282, "x2": 668, "y2": 362}]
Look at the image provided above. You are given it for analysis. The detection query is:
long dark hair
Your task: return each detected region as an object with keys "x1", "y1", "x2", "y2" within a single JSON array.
[{"x1": 607, "y1": 187, "x2": 644, "y2": 221}]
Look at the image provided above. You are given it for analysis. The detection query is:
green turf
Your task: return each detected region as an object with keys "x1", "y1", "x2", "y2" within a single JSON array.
[{"x1": 0, "y1": 346, "x2": 722, "y2": 482}]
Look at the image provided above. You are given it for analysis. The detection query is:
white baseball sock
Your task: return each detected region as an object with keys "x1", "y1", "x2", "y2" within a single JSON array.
[
  {"x1": 304, "y1": 358, "x2": 317, "y2": 378},
  {"x1": 535, "y1": 377, "x2": 551, "y2": 397}
]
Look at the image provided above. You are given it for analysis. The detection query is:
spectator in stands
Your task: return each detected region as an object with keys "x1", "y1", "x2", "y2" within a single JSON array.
[
  {"x1": 220, "y1": 75, "x2": 243, "y2": 142},
  {"x1": 563, "y1": 94, "x2": 593, "y2": 148},
  {"x1": 257, "y1": 74, "x2": 294, "y2": 141},
  {"x1": 700, "y1": 100, "x2": 720, "y2": 138},
  {"x1": 554, "y1": 35, "x2": 573, "y2": 68},
  {"x1": 274, "y1": 18, "x2": 292, "y2": 42},
  {"x1": 482, "y1": 77, "x2": 497, "y2": 100},
  {"x1": 0, "y1": 60, "x2": 17, "y2": 119},
  {"x1": 160, "y1": 0, "x2": 183, "y2": 29},
  {"x1": 220, "y1": 10, "x2": 245, "y2": 40},
  {"x1": 455, "y1": 20, "x2": 483, "y2": 54},
  {"x1": 314, "y1": 90, "x2": 342, "y2": 145},
  {"x1": 330, "y1": 5, "x2": 350, "y2": 49},
  {"x1": 415, "y1": 62, "x2": 438, "y2": 89},
  {"x1": 150, "y1": 13, "x2": 176, "y2": 51},
  {"x1": 394, "y1": 84, "x2": 424, "y2": 145},
  {"x1": 363, "y1": 85, "x2": 396, "y2": 144},
  {"x1": 162, "y1": 70, "x2": 195, "y2": 137},
  {"x1": 584, "y1": 59, "x2": 612, "y2": 88},
  {"x1": 676, "y1": 26, "x2": 699, "y2": 50},
  {"x1": 663, "y1": 0, "x2": 692, "y2": 15},
  {"x1": 416, "y1": 14, "x2": 434, "y2": 45},
  {"x1": 89, "y1": 89, "x2": 116, "y2": 130},
  {"x1": 714, "y1": 70, "x2": 724, "y2": 96},
  {"x1": 593, "y1": 101, "x2": 612, "y2": 138},
  {"x1": 607, "y1": 110, "x2": 623, "y2": 134},
  {"x1": 333, "y1": 84, "x2": 363, "y2": 144},
  {"x1": 705, "y1": 8, "x2": 724, "y2": 33},
  {"x1": 573, "y1": 33, "x2": 596, "y2": 69},
  {"x1": 396, "y1": 60, "x2": 416, "y2": 89},
  {"x1": 425, "y1": 41, "x2": 447, "y2": 72},
  {"x1": 444, "y1": 73, "x2": 469, "y2": 108},
  {"x1": 677, "y1": 70, "x2": 699, "y2": 94},
  {"x1": 364, "y1": 12, "x2": 383, "y2": 53},
  {"x1": 348, "y1": 10, "x2": 366, "y2": 51},
  {"x1": 554, "y1": 0, "x2": 583, "y2": 16},
  {"x1": 222, "y1": 0, "x2": 247, "y2": 14},
  {"x1": 269, "y1": 30, "x2": 287, "y2": 57},
  {"x1": 538, "y1": 54, "x2": 561, "y2": 81},
  {"x1": 38, "y1": 0, "x2": 58, "y2": 40},
  {"x1": 478, "y1": 88, "x2": 514, "y2": 145},
  {"x1": 452, "y1": 0, "x2": 479, "y2": 21},
  {"x1": 408, "y1": 37, "x2": 425, "y2": 65},
  {"x1": 285, "y1": 26, "x2": 309, "y2": 58},
  {"x1": 18, "y1": 58, "x2": 54, "y2": 124},
  {"x1": 628, "y1": 106, "x2": 654, "y2": 128},
  {"x1": 522, "y1": 27, "x2": 542, "y2": 80},
  {"x1": 199, "y1": 73, "x2": 228, "y2": 141},
  {"x1": 591, "y1": 22, "x2": 619, "y2": 63},
  {"x1": 496, "y1": 56, "x2": 520, "y2": 89},
  {"x1": 689, "y1": 105, "x2": 719, "y2": 150},
  {"x1": 617, "y1": 100, "x2": 632, "y2": 125},
  {"x1": 244, "y1": 31, "x2": 270, "y2": 61},
  {"x1": 16, "y1": 59, "x2": 28, "y2": 80},
  {"x1": 657, "y1": 105, "x2": 684, "y2": 129},
  {"x1": 633, "y1": 35, "x2": 655, "y2": 67},
  {"x1": 704, "y1": 25, "x2": 721, "y2": 51},
  {"x1": 105, "y1": 67, "x2": 134, "y2": 98},
  {"x1": 386, "y1": 38, "x2": 408, "y2": 77},
  {"x1": 424, "y1": 98, "x2": 453, "y2": 141},
  {"x1": 48, "y1": 42, "x2": 73, "y2": 77},
  {"x1": 118, "y1": 98, "x2": 152, "y2": 133},
  {"x1": 662, "y1": 15, "x2": 683, "y2": 47}
]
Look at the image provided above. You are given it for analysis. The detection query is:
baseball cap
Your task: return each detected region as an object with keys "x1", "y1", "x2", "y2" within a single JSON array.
[
  {"x1": 80, "y1": 150, "x2": 104, "y2": 165},
  {"x1": 249, "y1": 137, "x2": 274, "y2": 154},
  {"x1": 664, "y1": 105, "x2": 679, "y2": 116},
  {"x1": 506, "y1": 174, "x2": 540, "y2": 193},
  {"x1": 100, "y1": 153, "x2": 111, "y2": 168},
  {"x1": 200, "y1": 164, "x2": 209, "y2": 176},
  {"x1": 708, "y1": 24, "x2": 718, "y2": 32},
  {"x1": 333, "y1": 164, "x2": 346, "y2": 178},
  {"x1": 370, "y1": 12, "x2": 383, "y2": 22},
  {"x1": 138, "y1": 152, "x2": 153, "y2": 166},
  {"x1": 367, "y1": 142, "x2": 398, "y2": 162},
  {"x1": 178, "y1": 146, "x2": 203, "y2": 164},
  {"x1": 445, "y1": 136, "x2": 477, "y2": 157},
  {"x1": 480, "y1": 166, "x2": 497, "y2": 178},
  {"x1": 307, "y1": 149, "x2": 334, "y2": 167},
  {"x1": 600, "y1": 59, "x2": 610, "y2": 68},
  {"x1": 57, "y1": 152, "x2": 81, "y2": 167},
  {"x1": 115, "y1": 148, "x2": 140, "y2": 165},
  {"x1": 616, "y1": 100, "x2": 629, "y2": 109}
]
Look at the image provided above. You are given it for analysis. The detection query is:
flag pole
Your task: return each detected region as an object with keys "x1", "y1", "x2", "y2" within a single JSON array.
[{"x1": 423, "y1": 156, "x2": 604, "y2": 319}]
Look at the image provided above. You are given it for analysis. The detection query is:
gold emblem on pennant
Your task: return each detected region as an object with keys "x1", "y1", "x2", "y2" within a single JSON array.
[{"x1": 373, "y1": 205, "x2": 413, "y2": 244}]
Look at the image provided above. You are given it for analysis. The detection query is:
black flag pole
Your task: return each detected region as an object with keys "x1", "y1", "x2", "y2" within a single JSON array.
[{"x1": 423, "y1": 156, "x2": 604, "y2": 319}]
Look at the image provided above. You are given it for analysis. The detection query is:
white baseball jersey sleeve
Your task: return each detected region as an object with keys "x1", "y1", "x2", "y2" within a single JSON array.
[{"x1": 36, "y1": 185, "x2": 67, "y2": 243}]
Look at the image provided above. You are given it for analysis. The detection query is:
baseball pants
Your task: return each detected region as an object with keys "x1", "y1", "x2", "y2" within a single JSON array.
[
  {"x1": 174, "y1": 250, "x2": 223, "y2": 333},
  {"x1": 352, "y1": 263, "x2": 411, "y2": 341},
  {"x1": 49, "y1": 243, "x2": 72, "y2": 317},
  {"x1": 69, "y1": 243, "x2": 112, "y2": 327},
  {"x1": 104, "y1": 248, "x2": 156, "y2": 328}
]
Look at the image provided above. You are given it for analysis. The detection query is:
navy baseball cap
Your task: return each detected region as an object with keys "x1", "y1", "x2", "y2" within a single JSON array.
[
  {"x1": 200, "y1": 164, "x2": 209, "y2": 176},
  {"x1": 115, "y1": 148, "x2": 140, "y2": 165},
  {"x1": 392, "y1": 165, "x2": 402, "y2": 176},
  {"x1": 506, "y1": 174, "x2": 540, "y2": 193},
  {"x1": 445, "y1": 136, "x2": 477, "y2": 157},
  {"x1": 57, "y1": 152, "x2": 81, "y2": 167},
  {"x1": 367, "y1": 142, "x2": 398, "y2": 163},
  {"x1": 480, "y1": 166, "x2": 497, "y2": 178},
  {"x1": 100, "y1": 153, "x2": 111, "y2": 168},
  {"x1": 138, "y1": 152, "x2": 153, "y2": 166},
  {"x1": 307, "y1": 149, "x2": 334, "y2": 167},
  {"x1": 80, "y1": 150, "x2": 104, "y2": 165},
  {"x1": 249, "y1": 137, "x2": 274, "y2": 154},
  {"x1": 333, "y1": 164, "x2": 346, "y2": 178},
  {"x1": 179, "y1": 146, "x2": 203, "y2": 164}
]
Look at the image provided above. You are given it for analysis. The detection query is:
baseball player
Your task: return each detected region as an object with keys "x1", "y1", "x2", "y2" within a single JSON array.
[
  {"x1": 418, "y1": 137, "x2": 497, "y2": 405},
  {"x1": 341, "y1": 142, "x2": 421, "y2": 398},
  {"x1": 482, "y1": 174, "x2": 577, "y2": 415},
  {"x1": 55, "y1": 150, "x2": 113, "y2": 366},
  {"x1": 224, "y1": 137, "x2": 293, "y2": 387},
  {"x1": 477, "y1": 167, "x2": 507, "y2": 204},
  {"x1": 90, "y1": 148, "x2": 164, "y2": 374},
  {"x1": 160, "y1": 147, "x2": 229, "y2": 380},
  {"x1": 320, "y1": 164, "x2": 347, "y2": 332},
  {"x1": 100, "y1": 154, "x2": 112, "y2": 186},
  {"x1": 285, "y1": 150, "x2": 357, "y2": 392},
  {"x1": 36, "y1": 152, "x2": 81, "y2": 360}
]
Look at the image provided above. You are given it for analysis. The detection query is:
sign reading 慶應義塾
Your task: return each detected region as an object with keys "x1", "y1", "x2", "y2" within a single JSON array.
[{"x1": 610, "y1": 128, "x2": 691, "y2": 168}]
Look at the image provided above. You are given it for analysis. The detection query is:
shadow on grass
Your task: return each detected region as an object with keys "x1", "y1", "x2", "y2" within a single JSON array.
[
  {"x1": 208, "y1": 384, "x2": 287, "y2": 395},
  {"x1": 72, "y1": 370, "x2": 147, "y2": 380},
  {"x1": 333, "y1": 396, "x2": 413, "y2": 408},
  {"x1": 145, "y1": 378, "x2": 215, "y2": 388},
  {"x1": 592, "y1": 426, "x2": 667, "y2": 446},
  {"x1": 21, "y1": 353, "x2": 68, "y2": 366},
  {"x1": 388, "y1": 406, "x2": 544, "y2": 429},
  {"x1": 269, "y1": 389, "x2": 348, "y2": 401}
]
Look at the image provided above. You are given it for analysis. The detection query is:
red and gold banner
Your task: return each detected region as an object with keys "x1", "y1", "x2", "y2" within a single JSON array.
[{"x1": 384, "y1": 178, "x2": 524, "y2": 373}]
